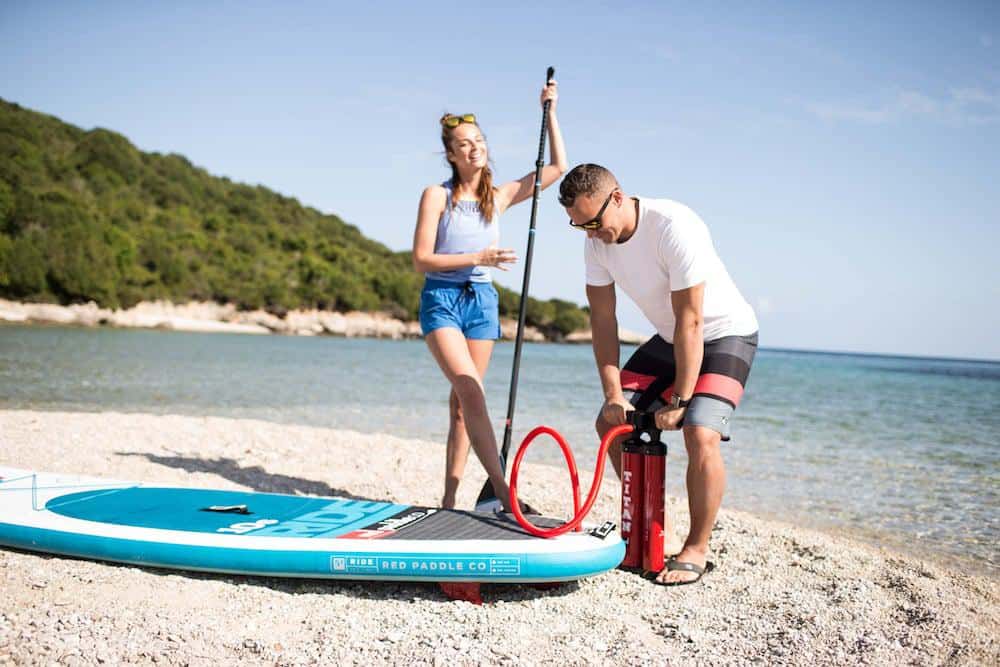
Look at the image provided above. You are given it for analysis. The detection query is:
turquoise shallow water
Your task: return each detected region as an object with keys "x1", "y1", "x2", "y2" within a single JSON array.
[{"x1": 1, "y1": 324, "x2": 997, "y2": 575}]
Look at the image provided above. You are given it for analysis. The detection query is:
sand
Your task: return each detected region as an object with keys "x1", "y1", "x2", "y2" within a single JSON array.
[{"x1": 0, "y1": 410, "x2": 997, "y2": 665}]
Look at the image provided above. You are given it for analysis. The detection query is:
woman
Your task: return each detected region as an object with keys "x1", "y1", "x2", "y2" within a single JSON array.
[{"x1": 412, "y1": 81, "x2": 567, "y2": 510}]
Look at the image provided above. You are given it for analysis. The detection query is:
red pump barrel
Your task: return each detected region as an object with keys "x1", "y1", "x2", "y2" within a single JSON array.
[
  {"x1": 642, "y1": 439, "x2": 667, "y2": 573},
  {"x1": 620, "y1": 435, "x2": 645, "y2": 570}
]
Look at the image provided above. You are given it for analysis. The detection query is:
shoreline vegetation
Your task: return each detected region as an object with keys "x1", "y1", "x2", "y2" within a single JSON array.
[
  {"x1": 0, "y1": 297, "x2": 648, "y2": 343},
  {"x1": 1, "y1": 409, "x2": 997, "y2": 664},
  {"x1": 0, "y1": 98, "x2": 602, "y2": 343}
]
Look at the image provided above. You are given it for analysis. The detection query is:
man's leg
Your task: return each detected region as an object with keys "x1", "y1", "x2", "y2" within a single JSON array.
[
  {"x1": 595, "y1": 414, "x2": 627, "y2": 478},
  {"x1": 656, "y1": 424, "x2": 725, "y2": 584}
]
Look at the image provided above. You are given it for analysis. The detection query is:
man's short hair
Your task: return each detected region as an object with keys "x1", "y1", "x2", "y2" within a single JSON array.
[{"x1": 558, "y1": 163, "x2": 618, "y2": 207}]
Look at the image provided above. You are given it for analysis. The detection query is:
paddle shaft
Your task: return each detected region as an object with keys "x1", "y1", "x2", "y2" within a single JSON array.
[{"x1": 476, "y1": 66, "x2": 555, "y2": 505}]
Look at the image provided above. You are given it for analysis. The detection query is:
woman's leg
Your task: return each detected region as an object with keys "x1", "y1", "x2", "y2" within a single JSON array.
[
  {"x1": 425, "y1": 328, "x2": 511, "y2": 509},
  {"x1": 441, "y1": 338, "x2": 495, "y2": 508},
  {"x1": 442, "y1": 388, "x2": 468, "y2": 508}
]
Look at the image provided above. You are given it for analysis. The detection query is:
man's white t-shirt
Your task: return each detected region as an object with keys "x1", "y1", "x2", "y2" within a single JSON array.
[{"x1": 584, "y1": 197, "x2": 758, "y2": 343}]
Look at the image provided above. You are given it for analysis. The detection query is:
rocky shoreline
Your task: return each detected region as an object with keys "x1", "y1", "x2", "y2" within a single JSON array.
[{"x1": 0, "y1": 298, "x2": 648, "y2": 344}]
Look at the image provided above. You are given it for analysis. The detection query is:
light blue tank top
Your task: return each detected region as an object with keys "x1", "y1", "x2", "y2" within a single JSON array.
[{"x1": 425, "y1": 180, "x2": 499, "y2": 283}]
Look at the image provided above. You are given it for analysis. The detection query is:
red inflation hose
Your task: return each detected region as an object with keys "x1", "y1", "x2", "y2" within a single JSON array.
[{"x1": 509, "y1": 423, "x2": 635, "y2": 538}]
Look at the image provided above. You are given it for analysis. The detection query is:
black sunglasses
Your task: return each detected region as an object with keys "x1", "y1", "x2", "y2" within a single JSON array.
[{"x1": 568, "y1": 189, "x2": 617, "y2": 231}]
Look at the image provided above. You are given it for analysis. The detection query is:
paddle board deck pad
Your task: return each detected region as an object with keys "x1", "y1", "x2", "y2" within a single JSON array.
[{"x1": 0, "y1": 468, "x2": 624, "y2": 583}]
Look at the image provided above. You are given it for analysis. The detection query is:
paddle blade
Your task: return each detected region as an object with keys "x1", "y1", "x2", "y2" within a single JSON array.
[
  {"x1": 474, "y1": 455, "x2": 506, "y2": 510},
  {"x1": 474, "y1": 496, "x2": 502, "y2": 513}
]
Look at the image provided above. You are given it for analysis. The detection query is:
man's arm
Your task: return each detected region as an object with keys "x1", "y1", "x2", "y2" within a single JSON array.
[
  {"x1": 587, "y1": 283, "x2": 630, "y2": 424},
  {"x1": 660, "y1": 283, "x2": 705, "y2": 429}
]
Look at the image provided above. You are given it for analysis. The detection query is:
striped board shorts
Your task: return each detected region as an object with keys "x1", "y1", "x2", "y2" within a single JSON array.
[{"x1": 619, "y1": 332, "x2": 758, "y2": 441}]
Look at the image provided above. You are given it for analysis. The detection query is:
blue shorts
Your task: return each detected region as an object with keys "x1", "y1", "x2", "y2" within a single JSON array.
[{"x1": 419, "y1": 278, "x2": 501, "y2": 340}]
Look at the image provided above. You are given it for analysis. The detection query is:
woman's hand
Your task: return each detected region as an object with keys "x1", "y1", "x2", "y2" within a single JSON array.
[
  {"x1": 478, "y1": 245, "x2": 518, "y2": 271},
  {"x1": 541, "y1": 79, "x2": 558, "y2": 112}
]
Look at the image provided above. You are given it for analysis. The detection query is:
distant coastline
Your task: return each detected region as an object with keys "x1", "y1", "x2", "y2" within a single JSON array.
[
  {"x1": 6, "y1": 300, "x2": 996, "y2": 362},
  {"x1": 763, "y1": 345, "x2": 1000, "y2": 366},
  {"x1": 0, "y1": 298, "x2": 649, "y2": 345}
]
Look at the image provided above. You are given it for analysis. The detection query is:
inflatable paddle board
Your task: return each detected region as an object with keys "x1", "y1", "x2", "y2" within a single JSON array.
[{"x1": 0, "y1": 467, "x2": 623, "y2": 583}]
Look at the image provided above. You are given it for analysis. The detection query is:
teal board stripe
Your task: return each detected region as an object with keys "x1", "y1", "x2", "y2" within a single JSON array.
[
  {"x1": 45, "y1": 488, "x2": 408, "y2": 538},
  {"x1": 0, "y1": 522, "x2": 625, "y2": 582}
]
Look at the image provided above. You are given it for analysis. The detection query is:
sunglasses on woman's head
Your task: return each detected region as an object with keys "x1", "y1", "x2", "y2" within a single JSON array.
[
  {"x1": 568, "y1": 189, "x2": 617, "y2": 231},
  {"x1": 440, "y1": 113, "x2": 477, "y2": 128}
]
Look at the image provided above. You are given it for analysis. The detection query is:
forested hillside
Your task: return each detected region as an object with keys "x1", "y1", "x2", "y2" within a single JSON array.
[{"x1": 0, "y1": 99, "x2": 588, "y2": 335}]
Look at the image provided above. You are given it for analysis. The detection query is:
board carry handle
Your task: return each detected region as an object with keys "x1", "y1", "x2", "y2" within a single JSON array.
[{"x1": 201, "y1": 504, "x2": 251, "y2": 514}]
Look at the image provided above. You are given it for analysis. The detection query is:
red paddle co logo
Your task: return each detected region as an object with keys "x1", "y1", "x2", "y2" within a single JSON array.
[{"x1": 339, "y1": 508, "x2": 436, "y2": 539}]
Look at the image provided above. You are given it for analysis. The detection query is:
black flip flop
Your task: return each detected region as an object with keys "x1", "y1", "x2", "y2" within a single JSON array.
[{"x1": 648, "y1": 558, "x2": 715, "y2": 587}]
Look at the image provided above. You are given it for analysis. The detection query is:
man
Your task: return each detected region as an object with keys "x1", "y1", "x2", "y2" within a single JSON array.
[{"x1": 559, "y1": 164, "x2": 759, "y2": 586}]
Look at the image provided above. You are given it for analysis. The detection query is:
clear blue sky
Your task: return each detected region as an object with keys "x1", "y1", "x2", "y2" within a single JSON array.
[{"x1": 2, "y1": 2, "x2": 998, "y2": 360}]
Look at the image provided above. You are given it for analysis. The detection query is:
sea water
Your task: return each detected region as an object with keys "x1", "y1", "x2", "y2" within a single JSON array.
[{"x1": 1, "y1": 325, "x2": 996, "y2": 575}]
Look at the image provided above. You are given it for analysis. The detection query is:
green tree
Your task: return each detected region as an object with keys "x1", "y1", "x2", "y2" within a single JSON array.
[{"x1": 4, "y1": 233, "x2": 49, "y2": 298}]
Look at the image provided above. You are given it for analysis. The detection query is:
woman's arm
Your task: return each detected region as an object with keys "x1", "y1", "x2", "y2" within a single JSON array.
[
  {"x1": 496, "y1": 80, "x2": 568, "y2": 214},
  {"x1": 412, "y1": 186, "x2": 516, "y2": 273}
]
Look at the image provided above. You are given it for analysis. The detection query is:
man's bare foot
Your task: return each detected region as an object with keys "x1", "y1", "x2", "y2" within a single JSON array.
[{"x1": 655, "y1": 545, "x2": 709, "y2": 585}]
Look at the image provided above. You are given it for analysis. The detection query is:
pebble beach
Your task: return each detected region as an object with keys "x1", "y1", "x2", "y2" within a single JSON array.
[{"x1": 1, "y1": 410, "x2": 997, "y2": 665}]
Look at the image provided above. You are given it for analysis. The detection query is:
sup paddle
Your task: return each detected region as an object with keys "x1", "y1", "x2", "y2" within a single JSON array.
[{"x1": 475, "y1": 66, "x2": 555, "y2": 512}]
